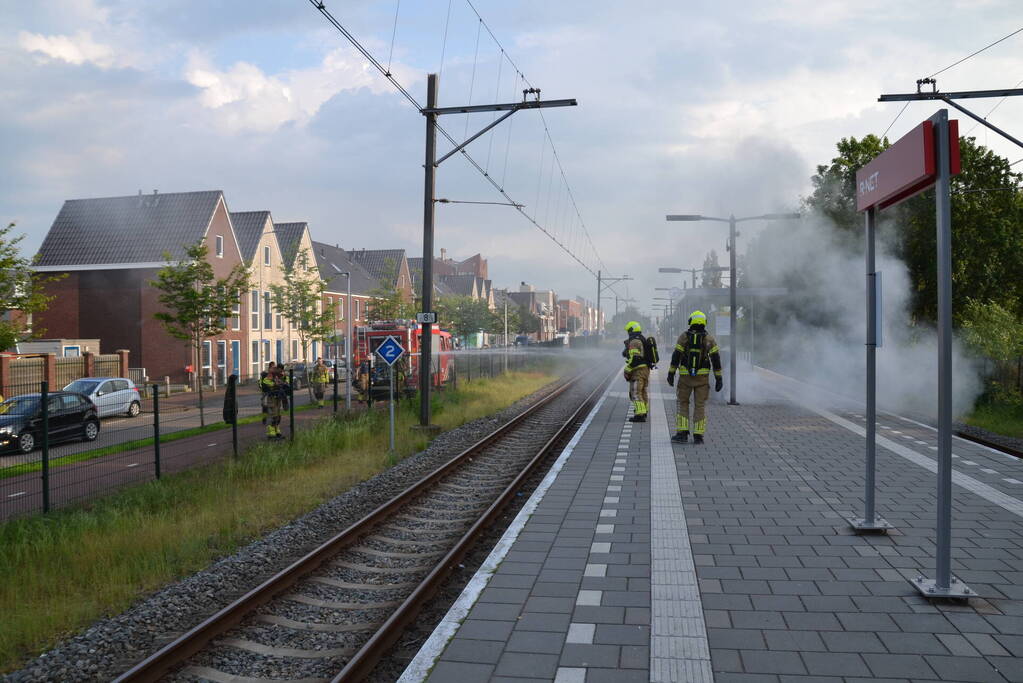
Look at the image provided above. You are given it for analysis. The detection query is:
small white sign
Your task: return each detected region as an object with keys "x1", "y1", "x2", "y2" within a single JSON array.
[
  {"x1": 715, "y1": 313, "x2": 731, "y2": 336},
  {"x1": 416, "y1": 312, "x2": 437, "y2": 324}
]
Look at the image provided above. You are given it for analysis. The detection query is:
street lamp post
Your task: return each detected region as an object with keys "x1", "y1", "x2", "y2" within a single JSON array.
[
  {"x1": 336, "y1": 271, "x2": 353, "y2": 411},
  {"x1": 666, "y1": 213, "x2": 799, "y2": 404}
]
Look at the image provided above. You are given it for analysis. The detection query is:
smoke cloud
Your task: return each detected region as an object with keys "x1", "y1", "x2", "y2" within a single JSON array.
[{"x1": 739, "y1": 213, "x2": 982, "y2": 419}]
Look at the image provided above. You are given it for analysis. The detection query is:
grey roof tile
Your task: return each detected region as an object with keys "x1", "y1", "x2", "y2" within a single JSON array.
[
  {"x1": 349, "y1": 249, "x2": 405, "y2": 285},
  {"x1": 229, "y1": 211, "x2": 273, "y2": 263},
  {"x1": 312, "y1": 241, "x2": 377, "y2": 296},
  {"x1": 274, "y1": 222, "x2": 308, "y2": 266},
  {"x1": 36, "y1": 190, "x2": 223, "y2": 266}
]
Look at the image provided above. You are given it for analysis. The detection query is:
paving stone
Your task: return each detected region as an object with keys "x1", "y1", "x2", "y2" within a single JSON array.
[
  {"x1": 740, "y1": 649, "x2": 808, "y2": 675},
  {"x1": 494, "y1": 651, "x2": 560, "y2": 678},
  {"x1": 559, "y1": 643, "x2": 621, "y2": 668},
  {"x1": 923, "y1": 655, "x2": 1007, "y2": 682},
  {"x1": 456, "y1": 619, "x2": 515, "y2": 641},
  {"x1": 762, "y1": 630, "x2": 826, "y2": 652},
  {"x1": 593, "y1": 623, "x2": 648, "y2": 645},
  {"x1": 863, "y1": 653, "x2": 936, "y2": 679},
  {"x1": 426, "y1": 661, "x2": 494, "y2": 682},
  {"x1": 820, "y1": 630, "x2": 887, "y2": 653},
  {"x1": 801, "y1": 651, "x2": 871, "y2": 676},
  {"x1": 620, "y1": 644, "x2": 649, "y2": 669},
  {"x1": 514, "y1": 612, "x2": 572, "y2": 632},
  {"x1": 442, "y1": 638, "x2": 506, "y2": 664},
  {"x1": 836, "y1": 612, "x2": 901, "y2": 632},
  {"x1": 506, "y1": 629, "x2": 566, "y2": 654}
]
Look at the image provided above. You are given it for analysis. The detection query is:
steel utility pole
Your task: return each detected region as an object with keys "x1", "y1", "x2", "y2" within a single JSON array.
[
  {"x1": 597, "y1": 272, "x2": 633, "y2": 336},
  {"x1": 418, "y1": 75, "x2": 576, "y2": 426},
  {"x1": 667, "y1": 213, "x2": 799, "y2": 405}
]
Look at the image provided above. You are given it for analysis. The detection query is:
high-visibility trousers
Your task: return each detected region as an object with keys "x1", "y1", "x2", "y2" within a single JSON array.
[
  {"x1": 676, "y1": 374, "x2": 710, "y2": 434},
  {"x1": 628, "y1": 366, "x2": 650, "y2": 415}
]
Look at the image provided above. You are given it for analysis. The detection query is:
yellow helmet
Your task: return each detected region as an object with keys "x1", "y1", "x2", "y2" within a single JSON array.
[
  {"x1": 625, "y1": 321, "x2": 642, "y2": 333},
  {"x1": 688, "y1": 310, "x2": 707, "y2": 326}
]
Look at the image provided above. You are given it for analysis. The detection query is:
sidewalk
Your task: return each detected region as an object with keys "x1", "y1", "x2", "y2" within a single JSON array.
[{"x1": 403, "y1": 368, "x2": 1023, "y2": 682}]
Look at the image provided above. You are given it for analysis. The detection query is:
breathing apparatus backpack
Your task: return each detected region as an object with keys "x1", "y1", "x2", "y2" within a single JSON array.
[
  {"x1": 684, "y1": 330, "x2": 706, "y2": 376},
  {"x1": 643, "y1": 336, "x2": 659, "y2": 368}
]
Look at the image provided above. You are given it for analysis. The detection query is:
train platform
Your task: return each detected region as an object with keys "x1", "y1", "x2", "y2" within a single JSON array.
[{"x1": 398, "y1": 367, "x2": 1023, "y2": 683}]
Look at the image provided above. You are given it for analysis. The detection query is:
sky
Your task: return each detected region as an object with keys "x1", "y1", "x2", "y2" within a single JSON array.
[{"x1": 3, "y1": 0, "x2": 1022, "y2": 317}]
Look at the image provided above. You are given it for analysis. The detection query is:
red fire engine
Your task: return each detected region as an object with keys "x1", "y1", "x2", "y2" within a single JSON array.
[{"x1": 353, "y1": 320, "x2": 454, "y2": 397}]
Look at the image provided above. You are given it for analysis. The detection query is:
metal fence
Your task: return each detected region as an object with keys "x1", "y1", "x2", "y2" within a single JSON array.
[{"x1": 0, "y1": 350, "x2": 552, "y2": 521}]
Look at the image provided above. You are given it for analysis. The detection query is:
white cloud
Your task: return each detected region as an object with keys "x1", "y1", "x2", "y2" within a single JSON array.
[
  {"x1": 18, "y1": 30, "x2": 117, "y2": 68},
  {"x1": 184, "y1": 48, "x2": 420, "y2": 133}
]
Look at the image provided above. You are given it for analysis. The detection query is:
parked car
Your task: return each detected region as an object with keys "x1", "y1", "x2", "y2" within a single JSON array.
[
  {"x1": 0, "y1": 392, "x2": 101, "y2": 454},
  {"x1": 63, "y1": 377, "x2": 142, "y2": 418}
]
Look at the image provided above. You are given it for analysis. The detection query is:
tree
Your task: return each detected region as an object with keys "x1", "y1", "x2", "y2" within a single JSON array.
[
  {"x1": 152, "y1": 241, "x2": 249, "y2": 426},
  {"x1": 517, "y1": 305, "x2": 540, "y2": 335},
  {"x1": 271, "y1": 248, "x2": 335, "y2": 364},
  {"x1": 607, "y1": 306, "x2": 652, "y2": 337},
  {"x1": 367, "y1": 279, "x2": 416, "y2": 323},
  {"x1": 0, "y1": 222, "x2": 63, "y2": 351},
  {"x1": 701, "y1": 250, "x2": 724, "y2": 288},
  {"x1": 804, "y1": 134, "x2": 889, "y2": 235},
  {"x1": 436, "y1": 295, "x2": 494, "y2": 345}
]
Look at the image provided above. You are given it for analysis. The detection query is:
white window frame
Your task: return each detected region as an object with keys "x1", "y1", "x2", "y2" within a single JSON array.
[
  {"x1": 251, "y1": 340, "x2": 260, "y2": 376},
  {"x1": 232, "y1": 293, "x2": 241, "y2": 331},
  {"x1": 250, "y1": 290, "x2": 260, "y2": 330},
  {"x1": 263, "y1": 291, "x2": 272, "y2": 330},
  {"x1": 263, "y1": 245, "x2": 271, "y2": 266},
  {"x1": 215, "y1": 235, "x2": 224, "y2": 258}
]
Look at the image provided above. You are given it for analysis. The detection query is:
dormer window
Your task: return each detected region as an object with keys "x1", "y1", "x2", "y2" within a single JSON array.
[{"x1": 215, "y1": 235, "x2": 224, "y2": 258}]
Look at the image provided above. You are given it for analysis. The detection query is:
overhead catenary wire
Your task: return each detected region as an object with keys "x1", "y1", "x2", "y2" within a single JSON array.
[
  {"x1": 306, "y1": 0, "x2": 605, "y2": 278},
  {"x1": 964, "y1": 76, "x2": 1023, "y2": 136},
  {"x1": 928, "y1": 26, "x2": 1023, "y2": 79}
]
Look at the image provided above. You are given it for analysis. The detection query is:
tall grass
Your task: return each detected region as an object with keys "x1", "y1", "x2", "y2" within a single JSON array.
[{"x1": 0, "y1": 370, "x2": 555, "y2": 672}]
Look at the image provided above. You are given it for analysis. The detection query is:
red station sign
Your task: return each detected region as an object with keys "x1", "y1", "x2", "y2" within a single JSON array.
[{"x1": 856, "y1": 119, "x2": 960, "y2": 212}]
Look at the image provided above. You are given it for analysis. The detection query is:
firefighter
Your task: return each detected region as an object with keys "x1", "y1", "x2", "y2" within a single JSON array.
[
  {"x1": 623, "y1": 321, "x2": 650, "y2": 422},
  {"x1": 311, "y1": 357, "x2": 330, "y2": 408},
  {"x1": 666, "y1": 310, "x2": 722, "y2": 444},
  {"x1": 260, "y1": 364, "x2": 290, "y2": 439}
]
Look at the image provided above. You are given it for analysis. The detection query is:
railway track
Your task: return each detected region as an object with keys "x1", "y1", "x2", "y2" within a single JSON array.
[{"x1": 115, "y1": 368, "x2": 611, "y2": 683}]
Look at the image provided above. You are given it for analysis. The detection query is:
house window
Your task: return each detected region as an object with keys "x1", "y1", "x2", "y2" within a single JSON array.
[
  {"x1": 250, "y1": 290, "x2": 260, "y2": 330},
  {"x1": 251, "y1": 340, "x2": 260, "y2": 376},
  {"x1": 232, "y1": 293, "x2": 241, "y2": 331},
  {"x1": 354, "y1": 299, "x2": 360, "y2": 319},
  {"x1": 202, "y1": 341, "x2": 212, "y2": 378},
  {"x1": 263, "y1": 340, "x2": 271, "y2": 368},
  {"x1": 215, "y1": 235, "x2": 224, "y2": 258},
  {"x1": 337, "y1": 296, "x2": 345, "y2": 319},
  {"x1": 292, "y1": 339, "x2": 299, "y2": 360},
  {"x1": 276, "y1": 310, "x2": 282, "y2": 330},
  {"x1": 263, "y1": 291, "x2": 272, "y2": 330},
  {"x1": 263, "y1": 245, "x2": 271, "y2": 266}
]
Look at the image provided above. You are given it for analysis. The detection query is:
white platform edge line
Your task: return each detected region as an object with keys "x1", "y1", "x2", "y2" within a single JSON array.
[
  {"x1": 397, "y1": 379, "x2": 615, "y2": 683},
  {"x1": 650, "y1": 368, "x2": 713, "y2": 682},
  {"x1": 758, "y1": 368, "x2": 1023, "y2": 519}
]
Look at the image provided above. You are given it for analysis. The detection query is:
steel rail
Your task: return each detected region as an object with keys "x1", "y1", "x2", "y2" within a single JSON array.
[
  {"x1": 953, "y1": 429, "x2": 1023, "y2": 460},
  {"x1": 334, "y1": 368, "x2": 613, "y2": 681},
  {"x1": 114, "y1": 370, "x2": 596, "y2": 683}
]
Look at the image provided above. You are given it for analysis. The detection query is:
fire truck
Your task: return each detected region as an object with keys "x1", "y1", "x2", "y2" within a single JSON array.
[{"x1": 353, "y1": 320, "x2": 454, "y2": 399}]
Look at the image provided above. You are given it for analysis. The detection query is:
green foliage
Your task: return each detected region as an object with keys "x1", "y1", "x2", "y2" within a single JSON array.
[
  {"x1": 960, "y1": 299, "x2": 1023, "y2": 362},
  {"x1": 897, "y1": 137, "x2": 1023, "y2": 324},
  {"x1": 367, "y1": 278, "x2": 416, "y2": 323},
  {"x1": 804, "y1": 134, "x2": 889, "y2": 233},
  {"x1": 271, "y1": 249, "x2": 334, "y2": 361},
  {"x1": 0, "y1": 222, "x2": 63, "y2": 351},
  {"x1": 151, "y1": 240, "x2": 249, "y2": 354},
  {"x1": 516, "y1": 305, "x2": 539, "y2": 334},
  {"x1": 436, "y1": 295, "x2": 495, "y2": 340}
]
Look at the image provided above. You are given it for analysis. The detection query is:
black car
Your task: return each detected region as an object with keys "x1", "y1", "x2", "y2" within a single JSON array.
[{"x1": 0, "y1": 392, "x2": 101, "y2": 454}]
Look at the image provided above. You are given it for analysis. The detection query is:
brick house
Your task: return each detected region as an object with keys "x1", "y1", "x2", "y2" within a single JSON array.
[
  {"x1": 312, "y1": 241, "x2": 377, "y2": 358},
  {"x1": 34, "y1": 190, "x2": 248, "y2": 384},
  {"x1": 348, "y1": 249, "x2": 414, "y2": 302}
]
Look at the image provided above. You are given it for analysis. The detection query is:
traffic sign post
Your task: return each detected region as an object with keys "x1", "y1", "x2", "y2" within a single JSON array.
[
  {"x1": 375, "y1": 336, "x2": 405, "y2": 453},
  {"x1": 853, "y1": 110, "x2": 971, "y2": 599}
]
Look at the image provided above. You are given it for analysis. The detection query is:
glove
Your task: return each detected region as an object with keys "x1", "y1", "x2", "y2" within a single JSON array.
[
  {"x1": 666, "y1": 372, "x2": 675, "y2": 387},
  {"x1": 715, "y1": 376, "x2": 723, "y2": 392}
]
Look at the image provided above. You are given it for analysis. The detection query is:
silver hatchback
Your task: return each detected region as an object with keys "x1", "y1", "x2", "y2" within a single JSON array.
[{"x1": 63, "y1": 377, "x2": 142, "y2": 418}]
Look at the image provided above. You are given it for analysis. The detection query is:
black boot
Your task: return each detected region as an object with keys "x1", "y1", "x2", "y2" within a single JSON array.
[
  {"x1": 629, "y1": 413, "x2": 647, "y2": 423},
  {"x1": 693, "y1": 433, "x2": 704, "y2": 444},
  {"x1": 671, "y1": 430, "x2": 689, "y2": 443}
]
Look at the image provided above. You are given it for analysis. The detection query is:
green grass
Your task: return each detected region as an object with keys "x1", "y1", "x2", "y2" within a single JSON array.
[
  {"x1": 963, "y1": 401, "x2": 1023, "y2": 439},
  {"x1": 0, "y1": 402, "x2": 322, "y2": 480},
  {"x1": 0, "y1": 369, "x2": 556, "y2": 673}
]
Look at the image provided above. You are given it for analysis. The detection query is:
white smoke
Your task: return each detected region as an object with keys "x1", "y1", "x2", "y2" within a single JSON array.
[{"x1": 740, "y1": 213, "x2": 983, "y2": 419}]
